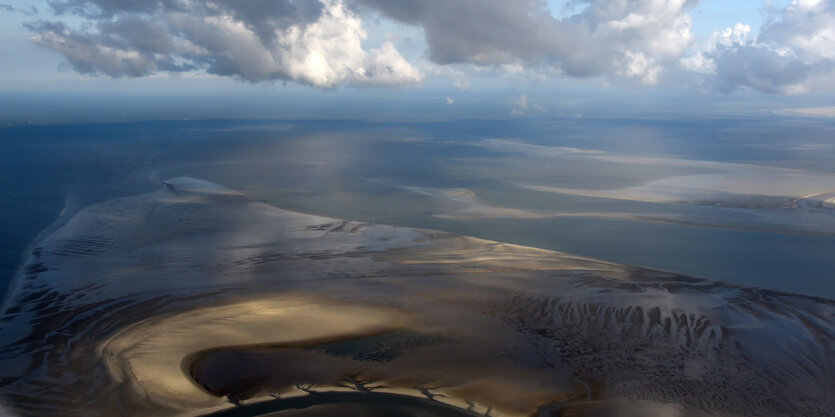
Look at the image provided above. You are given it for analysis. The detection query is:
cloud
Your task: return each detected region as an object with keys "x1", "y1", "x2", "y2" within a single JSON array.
[
  {"x1": 1, "y1": 3, "x2": 38, "y2": 14},
  {"x1": 452, "y1": 79, "x2": 470, "y2": 90},
  {"x1": 27, "y1": 0, "x2": 423, "y2": 88},
  {"x1": 510, "y1": 93, "x2": 546, "y2": 114},
  {"x1": 681, "y1": 23, "x2": 752, "y2": 75},
  {"x1": 26, "y1": 0, "x2": 834, "y2": 94},
  {"x1": 517, "y1": 94, "x2": 528, "y2": 110},
  {"x1": 30, "y1": 0, "x2": 698, "y2": 87},
  {"x1": 683, "y1": 0, "x2": 835, "y2": 93},
  {"x1": 355, "y1": 0, "x2": 698, "y2": 85}
]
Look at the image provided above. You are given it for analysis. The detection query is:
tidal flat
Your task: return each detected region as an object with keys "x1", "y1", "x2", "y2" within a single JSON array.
[
  {"x1": 0, "y1": 177, "x2": 832, "y2": 417},
  {"x1": 2, "y1": 118, "x2": 835, "y2": 417}
]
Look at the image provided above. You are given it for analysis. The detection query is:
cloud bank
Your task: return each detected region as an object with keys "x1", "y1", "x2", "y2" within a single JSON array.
[
  {"x1": 24, "y1": 0, "x2": 835, "y2": 93},
  {"x1": 28, "y1": 0, "x2": 423, "y2": 88},
  {"x1": 356, "y1": 0, "x2": 697, "y2": 85},
  {"x1": 683, "y1": 0, "x2": 835, "y2": 93}
]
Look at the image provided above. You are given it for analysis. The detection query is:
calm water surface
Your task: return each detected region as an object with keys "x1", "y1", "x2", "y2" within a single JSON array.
[{"x1": 2, "y1": 117, "x2": 834, "y2": 301}]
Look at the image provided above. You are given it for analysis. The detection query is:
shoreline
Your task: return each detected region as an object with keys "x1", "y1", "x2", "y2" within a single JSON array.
[
  {"x1": 4, "y1": 175, "x2": 834, "y2": 322},
  {"x1": 0, "y1": 184, "x2": 76, "y2": 315}
]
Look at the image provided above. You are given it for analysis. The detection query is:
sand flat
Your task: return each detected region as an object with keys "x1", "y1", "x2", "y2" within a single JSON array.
[
  {"x1": 101, "y1": 297, "x2": 412, "y2": 409},
  {"x1": 0, "y1": 178, "x2": 833, "y2": 417}
]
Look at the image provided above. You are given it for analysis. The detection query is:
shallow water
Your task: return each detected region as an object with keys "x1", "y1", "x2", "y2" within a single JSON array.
[{"x1": 3, "y1": 118, "x2": 835, "y2": 299}]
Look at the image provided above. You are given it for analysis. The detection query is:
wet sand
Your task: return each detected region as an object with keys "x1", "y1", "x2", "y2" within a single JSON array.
[{"x1": 0, "y1": 178, "x2": 833, "y2": 417}]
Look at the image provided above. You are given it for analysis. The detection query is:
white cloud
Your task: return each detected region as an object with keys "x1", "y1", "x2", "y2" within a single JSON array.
[
  {"x1": 517, "y1": 94, "x2": 528, "y2": 110},
  {"x1": 682, "y1": 0, "x2": 835, "y2": 93},
  {"x1": 33, "y1": 0, "x2": 698, "y2": 87},
  {"x1": 511, "y1": 94, "x2": 546, "y2": 114},
  {"x1": 24, "y1": 0, "x2": 835, "y2": 94},
  {"x1": 452, "y1": 79, "x2": 470, "y2": 90},
  {"x1": 681, "y1": 23, "x2": 752, "y2": 75},
  {"x1": 28, "y1": 0, "x2": 423, "y2": 89},
  {"x1": 357, "y1": 0, "x2": 697, "y2": 85},
  {"x1": 355, "y1": 41, "x2": 423, "y2": 87},
  {"x1": 511, "y1": 94, "x2": 527, "y2": 115}
]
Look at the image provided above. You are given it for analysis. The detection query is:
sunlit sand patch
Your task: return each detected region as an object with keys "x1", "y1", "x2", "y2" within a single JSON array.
[
  {"x1": 401, "y1": 186, "x2": 479, "y2": 203},
  {"x1": 477, "y1": 137, "x2": 759, "y2": 173},
  {"x1": 385, "y1": 153, "x2": 835, "y2": 227},
  {"x1": 776, "y1": 106, "x2": 835, "y2": 118},
  {"x1": 477, "y1": 139, "x2": 606, "y2": 157},
  {"x1": 390, "y1": 183, "x2": 559, "y2": 219},
  {"x1": 371, "y1": 180, "x2": 650, "y2": 221},
  {"x1": 480, "y1": 137, "x2": 835, "y2": 203},
  {"x1": 176, "y1": 291, "x2": 592, "y2": 417},
  {"x1": 100, "y1": 297, "x2": 412, "y2": 410},
  {"x1": 518, "y1": 172, "x2": 835, "y2": 236},
  {"x1": 436, "y1": 208, "x2": 646, "y2": 221},
  {"x1": 520, "y1": 172, "x2": 835, "y2": 205},
  {"x1": 435, "y1": 205, "x2": 555, "y2": 219}
]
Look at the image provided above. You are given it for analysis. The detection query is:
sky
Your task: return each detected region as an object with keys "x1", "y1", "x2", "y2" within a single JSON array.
[{"x1": 0, "y1": 0, "x2": 833, "y2": 123}]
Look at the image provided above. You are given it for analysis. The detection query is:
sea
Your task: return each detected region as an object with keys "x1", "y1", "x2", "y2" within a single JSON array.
[{"x1": 2, "y1": 116, "x2": 834, "y2": 304}]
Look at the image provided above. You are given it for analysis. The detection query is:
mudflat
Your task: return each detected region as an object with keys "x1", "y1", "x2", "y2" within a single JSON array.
[{"x1": 0, "y1": 178, "x2": 832, "y2": 417}]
